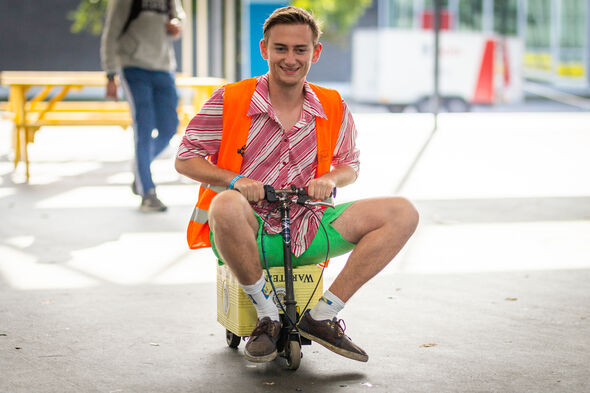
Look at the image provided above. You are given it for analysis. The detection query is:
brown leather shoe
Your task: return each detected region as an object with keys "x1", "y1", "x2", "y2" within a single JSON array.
[
  {"x1": 244, "y1": 317, "x2": 281, "y2": 363},
  {"x1": 298, "y1": 310, "x2": 368, "y2": 362}
]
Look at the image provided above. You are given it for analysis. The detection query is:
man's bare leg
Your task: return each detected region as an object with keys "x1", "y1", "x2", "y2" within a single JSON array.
[
  {"x1": 329, "y1": 196, "x2": 419, "y2": 301},
  {"x1": 297, "y1": 196, "x2": 418, "y2": 362},
  {"x1": 209, "y1": 190, "x2": 281, "y2": 362},
  {"x1": 208, "y1": 190, "x2": 262, "y2": 285},
  {"x1": 208, "y1": 190, "x2": 278, "y2": 319}
]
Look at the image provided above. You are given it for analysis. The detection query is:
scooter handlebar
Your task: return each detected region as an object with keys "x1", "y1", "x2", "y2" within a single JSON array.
[{"x1": 263, "y1": 185, "x2": 335, "y2": 207}]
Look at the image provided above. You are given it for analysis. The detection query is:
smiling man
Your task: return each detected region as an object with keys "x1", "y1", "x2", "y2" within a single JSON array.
[{"x1": 175, "y1": 6, "x2": 419, "y2": 364}]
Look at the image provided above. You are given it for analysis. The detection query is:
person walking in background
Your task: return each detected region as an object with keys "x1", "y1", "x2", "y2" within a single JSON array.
[{"x1": 101, "y1": 0, "x2": 184, "y2": 212}]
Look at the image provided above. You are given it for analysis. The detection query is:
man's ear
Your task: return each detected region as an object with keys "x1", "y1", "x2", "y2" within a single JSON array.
[
  {"x1": 260, "y1": 39, "x2": 268, "y2": 60},
  {"x1": 312, "y1": 42, "x2": 322, "y2": 63}
]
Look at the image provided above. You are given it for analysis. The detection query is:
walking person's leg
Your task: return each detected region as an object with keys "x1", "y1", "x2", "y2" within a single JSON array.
[
  {"x1": 298, "y1": 196, "x2": 419, "y2": 362},
  {"x1": 121, "y1": 67, "x2": 167, "y2": 212},
  {"x1": 208, "y1": 190, "x2": 282, "y2": 362},
  {"x1": 121, "y1": 68, "x2": 156, "y2": 195},
  {"x1": 152, "y1": 71, "x2": 179, "y2": 160}
]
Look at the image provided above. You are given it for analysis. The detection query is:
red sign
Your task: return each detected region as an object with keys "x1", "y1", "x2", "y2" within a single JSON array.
[{"x1": 421, "y1": 10, "x2": 452, "y2": 30}]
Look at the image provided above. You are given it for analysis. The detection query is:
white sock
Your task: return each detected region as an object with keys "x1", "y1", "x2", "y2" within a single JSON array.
[
  {"x1": 309, "y1": 290, "x2": 345, "y2": 321},
  {"x1": 241, "y1": 273, "x2": 280, "y2": 322}
]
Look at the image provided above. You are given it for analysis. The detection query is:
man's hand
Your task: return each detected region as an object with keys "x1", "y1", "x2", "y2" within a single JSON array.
[
  {"x1": 308, "y1": 177, "x2": 336, "y2": 201},
  {"x1": 106, "y1": 80, "x2": 118, "y2": 101},
  {"x1": 233, "y1": 177, "x2": 265, "y2": 203},
  {"x1": 166, "y1": 18, "x2": 182, "y2": 39}
]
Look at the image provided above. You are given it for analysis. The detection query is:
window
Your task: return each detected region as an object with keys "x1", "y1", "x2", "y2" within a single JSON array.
[
  {"x1": 494, "y1": 0, "x2": 517, "y2": 35},
  {"x1": 457, "y1": 0, "x2": 482, "y2": 31}
]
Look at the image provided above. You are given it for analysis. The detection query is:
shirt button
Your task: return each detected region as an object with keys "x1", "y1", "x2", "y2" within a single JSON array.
[
  {"x1": 282, "y1": 162, "x2": 288, "y2": 166},
  {"x1": 283, "y1": 138, "x2": 288, "y2": 142}
]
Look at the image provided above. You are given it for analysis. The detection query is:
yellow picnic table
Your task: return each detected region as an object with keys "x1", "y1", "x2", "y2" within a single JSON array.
[{"x1": 0, "y1": 71, "x2": 225, "y2": 181}]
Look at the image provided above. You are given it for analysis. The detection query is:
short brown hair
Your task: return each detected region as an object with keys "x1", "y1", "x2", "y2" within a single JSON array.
[{"x1": 263, "y1": 6, "x2": 322, "y2": 45}]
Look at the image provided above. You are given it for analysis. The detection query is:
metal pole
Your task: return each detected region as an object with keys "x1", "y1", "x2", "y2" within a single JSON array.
[
  {"x1": 377, "y1": 0, "x2": 390, "y2": 28},
  {"x1": 433, "y1": 0, "x2": 440, "y2": 127},
  {"x1": 181, "y1": 0, "x2": 194, "y2": 76},
  {"x1": 550, "y1": 0, "x2": 561, "y2": 85},
  {"x1": 209, "y1": 0, "x2": 223, "y2": 78},
  {"x1": 395, "y1": 0, "x2": 441, "y2": 194},
  {"x1": 196, "y1": 0, "x2": 208, "y2": 77},
  {"x1": 482, "y1": 0, "x2": 494, "y2": 33},
  {"x1": 224, "y1": 0, "x2": 237, "y2": 82}
]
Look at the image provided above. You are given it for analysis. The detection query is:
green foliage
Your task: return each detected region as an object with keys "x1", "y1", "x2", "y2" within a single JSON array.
[
  {"x1": 291, "y1": 0, "x2": 372, "y2": 44},
  {"x1": 68, "y1": 0, "x2": 108, "y2": 35},
  {"x1": 68, "y1": 0, "x2": 372, "y2": 41}
]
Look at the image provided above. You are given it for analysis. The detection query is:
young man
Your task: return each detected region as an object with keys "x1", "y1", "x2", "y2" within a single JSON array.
[
  {"x1": 101, "y1": 0, "x2": 184, "y2": 212},
  {"x1": 175, "y1": 6, "x2": 418, "y2": 363}
]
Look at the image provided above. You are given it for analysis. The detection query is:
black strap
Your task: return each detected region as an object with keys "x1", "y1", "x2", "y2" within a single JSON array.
[
  {"x1": 120, "y1": 0, "x2": 174, "y2": 37},
  {"x1": 167, "y1": 0, "x2": 173, "y2": 19},
  {"x1": 120, "y1": 0, "x2": 143, "y2": 36}
]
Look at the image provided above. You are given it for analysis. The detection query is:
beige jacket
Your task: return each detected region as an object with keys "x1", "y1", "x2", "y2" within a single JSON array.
[{"x1": 100, "y1": 0, "x2": 184, "y2": 76}]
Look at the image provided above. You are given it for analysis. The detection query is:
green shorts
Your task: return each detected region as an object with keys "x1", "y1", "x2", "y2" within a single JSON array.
[{"x1": 210, "y1": 201, "x2": 356, "y2": 267}]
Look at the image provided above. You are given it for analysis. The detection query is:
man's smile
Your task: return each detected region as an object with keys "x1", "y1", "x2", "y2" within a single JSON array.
[{"x1": 280, "y1": 65, "x2": 300, "y2": 74}]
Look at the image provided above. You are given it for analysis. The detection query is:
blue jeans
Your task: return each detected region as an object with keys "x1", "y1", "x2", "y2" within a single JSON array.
[{"x1": 121, "y1": 67, "x2": 178, "y2": 196}]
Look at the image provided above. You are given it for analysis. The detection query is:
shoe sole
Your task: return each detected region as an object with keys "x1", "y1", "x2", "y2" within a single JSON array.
[
  {"x1": 298, "y1": 329, "x2": 368, "y2": 362},
  {"x1": 243, "y1": 349, "x2": 278, "y2": 363},
  {"x1": 139, "y1": 206, "x2": 167, "y2": 213}
]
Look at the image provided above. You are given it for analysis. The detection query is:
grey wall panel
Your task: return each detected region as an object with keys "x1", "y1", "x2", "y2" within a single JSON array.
[{"x1": 0, "y1": 0, "x2": 181, "y2": 72}]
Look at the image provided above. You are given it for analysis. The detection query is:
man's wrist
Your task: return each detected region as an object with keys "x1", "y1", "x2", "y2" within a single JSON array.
[
  {"x1": 228, "y1": 174, "x2": 243, "y2": 190},
  {"x1": 106, "y1": 73, "x2": 116, "y2": 81}
]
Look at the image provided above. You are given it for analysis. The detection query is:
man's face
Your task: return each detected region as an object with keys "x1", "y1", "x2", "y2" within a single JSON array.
[{"x1": 260, "y1": 23, "x2": 322, "y2": 88}]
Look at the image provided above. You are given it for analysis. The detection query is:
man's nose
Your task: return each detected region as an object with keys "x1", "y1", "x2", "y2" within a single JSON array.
[{"x1": 284, "y1": 50, "x2": 296, "y2": 64}]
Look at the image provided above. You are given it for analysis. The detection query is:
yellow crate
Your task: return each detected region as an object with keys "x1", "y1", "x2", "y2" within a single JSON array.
[{"x1": 217, "y1": 264, "x2": 324, "y2": 337}]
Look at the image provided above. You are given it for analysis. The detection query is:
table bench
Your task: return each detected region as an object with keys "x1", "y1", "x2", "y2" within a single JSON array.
[{"x1": 0, "y1": 71, "x2": 225, "y2": 181}]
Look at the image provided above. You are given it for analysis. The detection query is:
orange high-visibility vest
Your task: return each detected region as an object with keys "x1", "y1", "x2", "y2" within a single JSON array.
[{"x1": 186, "y1": 77, "x2": 343, "y2": 249}]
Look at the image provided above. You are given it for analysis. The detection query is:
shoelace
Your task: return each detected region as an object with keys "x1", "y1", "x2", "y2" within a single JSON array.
[
  {"x1": 332, "y1": 318, "x2": 349, "y2": 338},
  {"x1": 250, "y1": 319, "x2": 278, "y2": 339}
]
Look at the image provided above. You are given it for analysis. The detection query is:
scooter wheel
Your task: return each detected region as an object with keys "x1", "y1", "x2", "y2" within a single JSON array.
[
  {"x1": 285, "y1": 340, "x2": 301, "y2": 370},
  {"x1": 226, "y1": 329, "x2": 241, "y2": 348}
]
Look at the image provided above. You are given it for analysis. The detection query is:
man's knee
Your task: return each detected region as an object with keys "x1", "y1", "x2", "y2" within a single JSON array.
[
  {"x1": 333, "y1": 197, "x2": 418, "y2": 243},
  {"x1": 209, "y1": 190, "x2": 257, "y2": 233},
  {"x1": 386, "y1": 197, "x2": 419, "y2": 233},
  {"x1": 209, "y1": 191, "x2": 243, "y2": 226}
]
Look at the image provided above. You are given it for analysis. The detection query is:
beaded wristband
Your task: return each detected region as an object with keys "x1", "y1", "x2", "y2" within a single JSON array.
[{"x1": 228, "y1": 175, "x2": 244, "y2": 190}]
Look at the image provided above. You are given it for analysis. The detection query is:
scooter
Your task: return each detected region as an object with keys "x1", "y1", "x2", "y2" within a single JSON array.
[{"x1": 220, "y1": 185, "x2": 333, "y2": 370}]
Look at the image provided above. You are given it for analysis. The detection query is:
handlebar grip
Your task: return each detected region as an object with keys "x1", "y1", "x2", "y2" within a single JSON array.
[
  {"x1": 263, "y1": 184, "x2": 336, "y2": 202},
  {"x1": 306, "y1": 186, "x2": 336, "y2": 198},
  {"x1": 263, "y1": 185, "x2": 278, "y2": 202}
]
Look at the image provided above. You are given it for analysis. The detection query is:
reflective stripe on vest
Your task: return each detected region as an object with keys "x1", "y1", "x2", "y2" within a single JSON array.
[
  {"x1": 186, "y1": 78, "x2": 343, "y2": 249},
  {"x1": 190, "y1": 184, "x2": 227, "y2": 224}
]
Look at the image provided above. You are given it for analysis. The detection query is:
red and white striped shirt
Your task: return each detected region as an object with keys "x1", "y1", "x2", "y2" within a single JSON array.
[{"x1": 177, "y1": 74, "x2": 360, "y2": 256}]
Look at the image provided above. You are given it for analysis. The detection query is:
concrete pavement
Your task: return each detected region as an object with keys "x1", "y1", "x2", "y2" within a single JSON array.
[{"x1": 1, "y1": 111, "x2": 589, "y2": 392}]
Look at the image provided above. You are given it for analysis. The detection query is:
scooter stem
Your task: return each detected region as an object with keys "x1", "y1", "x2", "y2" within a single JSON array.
[{"x1": 280, "y1": 200, "x2": 297, "y2": 329}]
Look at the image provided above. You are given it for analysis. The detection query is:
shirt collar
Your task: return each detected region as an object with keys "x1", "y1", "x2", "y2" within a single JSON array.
[{"x1": 247, "y1": 74, "x2": 328, "y2": 120}]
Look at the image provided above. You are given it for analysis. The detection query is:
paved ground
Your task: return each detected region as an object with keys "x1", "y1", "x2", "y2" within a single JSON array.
[{"x1": 1, "y1": 110, "x2": 590, "y2": 393}]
